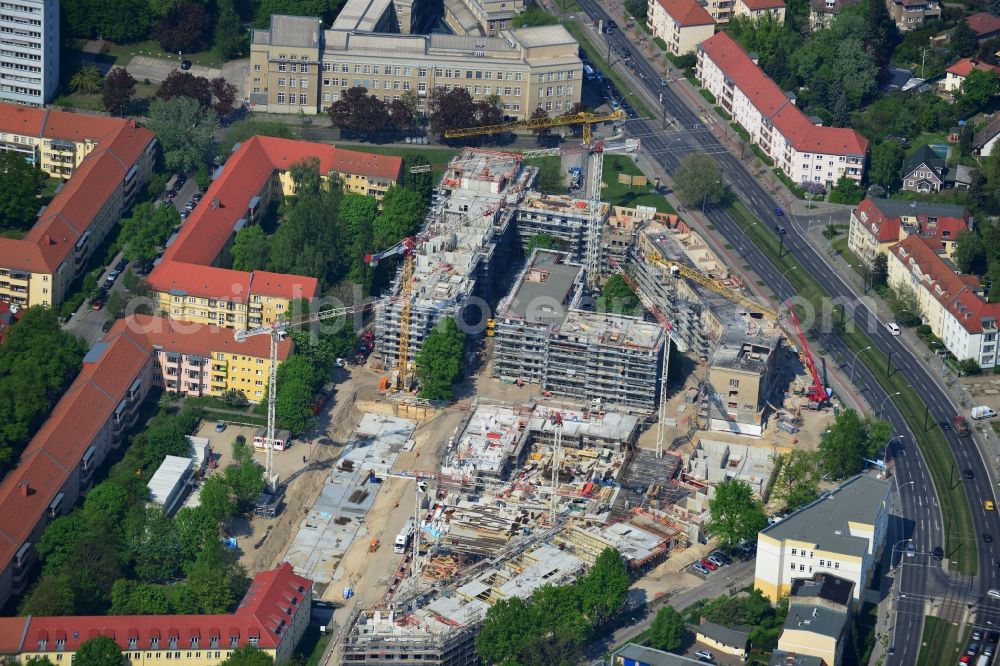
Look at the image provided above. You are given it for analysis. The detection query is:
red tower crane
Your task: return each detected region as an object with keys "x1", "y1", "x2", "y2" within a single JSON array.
[{"x1": 786, "y1": 300, "x2": 827, "y2": 405}]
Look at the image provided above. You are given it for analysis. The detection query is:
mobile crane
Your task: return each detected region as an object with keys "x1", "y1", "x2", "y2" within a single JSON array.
[{"x1": 786, "y1": 300, "x2": 828, "y2": 406}]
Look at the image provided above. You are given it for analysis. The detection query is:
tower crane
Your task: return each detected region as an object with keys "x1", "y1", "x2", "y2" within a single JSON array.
[
  {"x1": 646, "y1": 251, "x2": 777, "y2": 319},
  {"x1": 365, "y1": 237, "x2": 416, "y2": 391},
  {"x1": 786, "y1": 300, "x2": 828, "y2": 406},
  {"x1": 235, "y1": 302, "x2": 376, "y2": 489},
  {"x1": 443, "y1": 109, "x2": 626, "y2": 145}
]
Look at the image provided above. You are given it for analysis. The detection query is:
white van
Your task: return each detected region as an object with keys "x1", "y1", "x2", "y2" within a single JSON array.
[
  {"x1": 988, "y1": 588, "x2": 1000, "y2": 600},
  {"x1": 972, "y1": 406, "x2": 998, "y2": 420},
  {"x1": 885, "y1": 322, "x2": 901, "y2": 335}
]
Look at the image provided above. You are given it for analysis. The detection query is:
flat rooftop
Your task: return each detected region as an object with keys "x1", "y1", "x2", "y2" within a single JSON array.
[
  {"x1": 761, "y1": 474, "x2": 890, "y2": 557},
  {"x1": 557, "y1": 310, "x2": 663, "y2": 351},
  {"x1": 442, "y1": 404, "x2": 530, "y2": 478},
  {"x1": 711, "y1": 334, "x2": 780, "y2": 373},
  {"x1": 499, "y1": 249, "x2": 583, "y2": 324},
  {"x1": 785, "y1": 602, "x2": 848, "y2": 638}
]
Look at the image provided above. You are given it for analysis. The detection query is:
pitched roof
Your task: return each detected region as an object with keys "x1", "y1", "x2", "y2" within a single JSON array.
[
  {"x1": 946, "y1": 57, "x2": 1000, "y2": 78},
  {"x1": 698, "y1": 33, "x2": 868, "y2": 156},
  {"x1": 967, "y1": 11, "x2": 1000, "y2": 37},
  {"x1": 20, "y1": 564, "x2": 311, "y2": 653},
  {"x1": 0, "y1": 105, "x2": 44, "y2": 136},
  {"x1": 902, "y1": 145, "x2": 945, "y2": 177},
  {"x1": 0, "y1": 617, "x2": 29, "y2": 653},
  {"x1": 740, "y1": 0, "x2": 786, "y2": 10},
  {"x1": 852, "y1": 197, "x2": 970, "y2": 246},
  {"x1": 652, "y1": 0, "x2": 715, "y2": 26},
  {"x1": 974, "y1": 115, "x2": 1000, "y2": 148},
  {"x1": 134, "y1": 314, "x2": 293, "y2": 360},
  {"x1": 150, "y1": 135, "x2": 398, "y2": 302},
  {"x1": 696, "y1": 621, "x2": 751, "y2": 647}
]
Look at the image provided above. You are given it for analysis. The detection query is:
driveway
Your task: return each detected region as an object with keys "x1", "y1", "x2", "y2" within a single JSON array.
[{"x1": 125, "y1": 56, "x2": 249, "y2": 96}]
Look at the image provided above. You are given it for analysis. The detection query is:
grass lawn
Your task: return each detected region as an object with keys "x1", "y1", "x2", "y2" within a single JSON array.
[
  {"x1": 731, "y1": 201, "x2": 977, "y2": 575},
  {"x1": 100, "y1": 39, "x2": 226, "y2": 69},
  {"x1": 602, "y1": 154, "x2": 673, "y2": 212},
  {"x1": 295, "y1": 627, "x2": 333, "y2": 666},
  {"x1": 917, "y1": 617, "x2": 965, "y2": 666},
  {"x1": 561, "y1": 21, "x2": 654, "y2": 119}
]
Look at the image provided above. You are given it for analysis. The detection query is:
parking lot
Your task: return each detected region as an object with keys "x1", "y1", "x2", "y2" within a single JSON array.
[{"x1": 962, "y1": 626, "x2": 998, "y2": 665}]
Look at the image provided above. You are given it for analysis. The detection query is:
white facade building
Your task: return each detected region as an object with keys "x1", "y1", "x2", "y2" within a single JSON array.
[
  {"x1": 697, "y1": 32, "x2": 868, "y2": 187},
  {"x1": 0, "y1": 0, "x2": 59, "y2": 105}
]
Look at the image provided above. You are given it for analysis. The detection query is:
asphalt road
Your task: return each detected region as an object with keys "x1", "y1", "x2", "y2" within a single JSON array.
[{"x1": 570, "y1": 0, "x2": 1000, "y2": 656}]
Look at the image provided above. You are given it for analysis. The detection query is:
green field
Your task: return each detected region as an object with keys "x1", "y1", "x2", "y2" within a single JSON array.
[
  {"x1": 917, "y1": 617, "x2": 966, "y2": 666},
  {"x1": 730, "y1": 201, "x2": 976, "y2": 575},
  {"x1": 602, "y1": 154, "x2": 673, "y2": 212}
]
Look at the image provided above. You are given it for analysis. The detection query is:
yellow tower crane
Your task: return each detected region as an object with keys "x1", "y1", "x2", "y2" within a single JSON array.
[{"x1": 443, "y1": 110, "x2": 626, "y2": 145}]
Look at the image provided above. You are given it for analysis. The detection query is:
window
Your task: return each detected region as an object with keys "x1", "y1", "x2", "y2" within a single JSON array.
[
  {"x1": 799, "y1": 564, "x2": 805, "y2": 571},
  {"x1": 834, "y1": 562, "x2": 840, "y2": 569},
  {"x1": 278, "y1": 63, "x2": 286, "y2": 72},
  {"x1": 277, "y1": 78, "x2": 285, "y2": 87},
  {"x1": 323, "y1": 62, "x2": 331, "y2": 71},
  {"x1": 790, "y1": 562, "x2": 795, "y2": 570},
  {"x1": 791, "y1": 548, "x2": 797, "y2": 555},
  {"x1": 300, "y1": 79, "x2": 308, "y2": 88},
  {"x1": 254, "y1": 64, "x2": 261, "y2": 71},
  {"x1": 277, "y1": 93, "x2": 286, "y2": 104},
  {"x1": 301, "y1": 64, "x2": 308, "y2": 73}
]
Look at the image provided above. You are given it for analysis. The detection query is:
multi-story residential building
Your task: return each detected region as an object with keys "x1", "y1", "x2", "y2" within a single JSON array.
[
  {"x1": 0, "y1": 564, "x2": 311, "y2": 664},
  {"x1": 886, "y1": 0, "x2": 941, "y2": 31},
  {"x1": 706, "y1": 329, "x2": 784, "y2": 436},
  {"x1": 755, "y1": 474, "x2": 890, "y2": 603},
  {"x1": 646, "y1": 0, "x2": 716, "y2": 56},
  {"x1": 148, "y1": 136, "x2": 401, "y2": 330},
  {"x1": 942, "y1": 57, "x2": 1000, "y2": 94},
  {"x1": 773, "y1": 573, "x2": 855, "y2": 666},
  {"x1": 0, "y1": 0, "x2": 58, "y2": 105},
  {"x1": 696, "y1": 33, "x2": 868, "y2": 187},
  {"x1": 0, "y1": 118, "x2": 156, "y2": 309},
  {"x1": 886, "y1": 235, "x2": 1000, "y2": 368},
  {"x1": 248, "y1": 14, "x2": 582, "y2": 119},
  {"x1": 809, "y1": 0, "x2": 862, "y2": 29},
  {"x1": 733, "y1": 0, "x2": 786, "y2": 21},
  {"x1": 846, "y1": 197, "x2": 968, "y2": 268},
  {"x1": 0, "y1": 314, "x2": 289, "y2": 610}
]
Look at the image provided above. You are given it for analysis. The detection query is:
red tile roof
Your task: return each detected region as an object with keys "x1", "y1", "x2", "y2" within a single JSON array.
[
  {"x1": 10, "y1": 564, "x2": 310, "y2": 653},
  {"x1": 968, "y1": 11, "x2": 1000, "y2": 37},
  {"x1": 0, "y1": 617, "x2": 29, "y2": 653},
  {"x1": 740, "y1": 0, "x2": 786, "y2": 10},
  {"x1": 946, "y1": 57, "x2": 1000, "y2": 77},
  {"x1": 135, "y1": 314, "x2": 293, "y2": 360},
  {"x1": 151, "y1": 135, "x2": 398, "y2": 304},
  {"x1": 0, "y1": 120, "x2": 155, "y2": 274},
  {"x1": 0, "y1": 105, "x2": 44, "y2": 136},
  {"x1": 699, "y1": 33, "x2": 868, "y2": 156},
  {"x1": 853, "y1": 198, "x2": 901, "y2": 242},
  {"x1": 852, "y1": 198, "x2": 969, "y2": 245},
  {"x1": 653, "y1": 0, "x2": 715, "y2": 26}
]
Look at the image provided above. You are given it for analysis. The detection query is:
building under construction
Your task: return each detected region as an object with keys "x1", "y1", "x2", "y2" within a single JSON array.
[
  {"x1": 375, "y1": 150, "x2": 536, "y2": 371},
  {"x1": 492, "y1": 249, "x2": 665, "y2": 413},
  {"x1": 513, "y1": 191, "x2": 609, "y2": 261}
]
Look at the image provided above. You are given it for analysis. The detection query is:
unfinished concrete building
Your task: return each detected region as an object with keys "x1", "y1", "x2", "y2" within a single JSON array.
[
  {"x1": 376, "y1": 150, "x2": 536, "y2": 371},
  {"x1": 513, "y1": 192, "x2": 609, "y2": 262},
  {"x1": 705, "y1": 324, "x2": 785, "y2": 436},
  {"x1": 492, "y1": 249, "x2": 665, "y2": 413}
]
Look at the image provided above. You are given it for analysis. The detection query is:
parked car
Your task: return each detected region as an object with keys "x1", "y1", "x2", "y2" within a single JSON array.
[
  {"x1": 989, "y1": 589, "x2": 1000, "y2": 600},
  {"x1": 105, "y1": 270, "x2": 119, "y2": 284},
  {"x1": 967, "y1": 642, "x2": 980, "y2": 656},
  {"x1": 166, "y1": 189, "x2": 177, "y2": 200},
  {"x1": 91, "y1": 298, "x2": 104, "y2": 311},
  {"x1": 101, "y1": 320, "x2": 113, "y2": 333},
  {"x1": 973, "y1": 629, "x2": 983, "y2": 642},
  {"x1": 180, "y1": 59, "x2": 192, "y2": 70},
  {"x1": 711, "y1": 550, "x2": 732, "y2": 565},
  {"x1": 115, "y1": 258, "x2": 127, "y2": 273},
  {"x1": 774, "y1": 207, "x2": 784, "y2": 216},
  {"x1": 694, "y1": 650, "x2": 714, "y2": 663},
  {"x1": 700, "y1": 558, "x2": 718, "y2": 571},
  {"x1": 657, "y1": 77, "x2": 667, "y2": 87},
  {"x1": 706, "y1": 554, "x2": 726, "y2": 567},
  {"x1": 692, "y1": 562, "x2": 710, "y2": 575},
  {"x1": 885, "y1": 322, "x2": 901, "y2": 335},
  {"x1": 215, "y1": 420, "x2": 227, "y2": 432},
  {"x1": 180, "y1": 210, "x2": 190, "y2": 220},
  {"x1": 932, "y1": 546, "x2": 944, "y2": 560},
  {"x1": 986, "y1": 500, "x2": 996, "y2": 512}
]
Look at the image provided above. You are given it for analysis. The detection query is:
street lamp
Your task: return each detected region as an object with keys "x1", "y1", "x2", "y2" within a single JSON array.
[
  {"x1": 878, "y1": 392, "x2": 902, "y2": 419},
  {"x1": 778, "y1": 266, "x2": 798, "y2": 303},
  {"x1": 850, "y1": 346, "x2": 872, "y2": 383},
  {"x1": 701, "y1": 179, "x2": 722, "y2": 214},
  {"x1": 738, "y1": 221, "x2": 758, "y2": 256},
  {"x1": 883, "y1": 434, "x2": 905, "y2": 469},
  {"x1": 891, "y1": 538, "x2": 913, "y2": 569}
]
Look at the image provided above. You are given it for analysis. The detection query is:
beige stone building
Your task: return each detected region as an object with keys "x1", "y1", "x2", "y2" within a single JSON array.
[
  {"x1": 249, "y1": 15, "x2": 581, "y2": 119},
  {"x1": 646, "y1": 0, "x2": 716, "y2": 55},
  {"x1": 733, "y1": 0, "x2": 786, "y2": 21}
]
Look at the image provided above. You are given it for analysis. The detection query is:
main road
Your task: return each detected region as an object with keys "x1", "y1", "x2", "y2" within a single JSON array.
[{"x1": 569, "y1": 0, "x2": 1000, "y2": 657}]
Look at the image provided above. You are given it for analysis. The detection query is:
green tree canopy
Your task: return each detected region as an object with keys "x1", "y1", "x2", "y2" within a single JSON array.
[
  {"x1": 954, "y1": 229, "x2": 988, "y2": 274},
  {"x1": 578, "y1": 548, "x2": 630, "y2": 625},
  {"x1": 597, "y1": 274, "x2": 639, "y2": 316},
  {"x1": 74, "y1": 636, "x2": 122, "y2": 666},
  {"x1": 120, "y1": 202, "x2": 179, "y2": 267},
  {"x1": 218, "y1": 647, "x2": 275, "y2": 666},
  {"x1": 275, "y1": 355, "x2": 318, "y2": 434},
  {"x1": 771, "y1": 450, "x2": 822, "y2": 511},
  {"x1": 374, "y1": 186, "x2": 428, "y2": 249},
  {"x1": 817, "y1": 408, "x2": 891, "y2": 479},
  {"x1": 147, "y1": 96, "x2": 219, "y2": 173},
  {"x1": 416, "y1": 317, "x2": 465, "y2": 401},
  {"x1": 868, "y1": 141, "x2": 905, "y2": 190},
  {"x1": 673, "y1": 154, "x2": 727, "y2": 207},
  {"x1": 511, "y1": 7, "x2": 558, "y2": 27},
  {"x1": 477, "y1": 596, "x2": 539, "y2": 664},
  {"x1": 648, "y1": 605, "x2": 685, "y2": 652},
  {"x1": 0, "y1": 150, "x2": 46, "y2": 230},
  {"x1": 707, "y1": 479, "x2": 768, "y2": 549},
  {"x1": 231, "y1": 224, "x2": 270, "y2": 272},
  {"x1": 526, "y1": 233, "x2": 559, "y2": 253}
]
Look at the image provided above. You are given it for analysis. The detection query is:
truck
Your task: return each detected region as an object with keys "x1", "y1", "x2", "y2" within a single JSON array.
[
  {"x1": 972, "y1": 406, "x2": 998, "y2": 420},
  {"x1": 393, "y1": 518, "x2": 416, "y2": 554},
  {"x1": 954, "y1": 415, "x2": 972, "y2": 437}
]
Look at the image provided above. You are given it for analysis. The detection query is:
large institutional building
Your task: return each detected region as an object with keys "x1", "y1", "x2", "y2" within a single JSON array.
[
  {"x1": 248, "y1": 14, "x2": 582, "y2": 119},
  {"x1": 0, "y1": 564, "x2": 311, "y2": 664},
  {"x1": 0, "y1": 0, "x2": 59, "y2": 105},
  {"x1": 0, "y1": 315, "x2": 288, "y2": 609},
  {"x1": 0, "y1": 106, "x2": 157, "y2": 309},
  {"x1": 147, "y1": 136, "x2": 401, "y2": 331}
]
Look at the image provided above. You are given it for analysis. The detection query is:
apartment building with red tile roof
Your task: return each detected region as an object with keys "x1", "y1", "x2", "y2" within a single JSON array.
[
  {"x1": 696, "y1": 32, "x2": 868, "y2": 186},
  {"x1": 734, "y1": 0, "x2": 786, "y2": 21},
  {"x1": 646, "y1": 0, "x2": 716, "y2": 55},
  {"x1": 847, "y1": 197, "x2": 969, "y2": 267},
  {"x1": 0, "y1": 315, "x2": 290, "y2": 610},
  {"x1": 2, "y1": 563, "x2": 311, "y2": 664},
  {"x1": 149, "y1": 136, "x2": 401, "y2": 331},
  {"x1": 0, "y1": 115, "x2": 157, "y2": 310},
  {"x1": 886, "y1": 235, "x2": 1000, "y2": 367}
]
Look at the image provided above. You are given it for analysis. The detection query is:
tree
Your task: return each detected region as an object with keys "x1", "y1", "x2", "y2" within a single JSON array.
[
  {"x1": 20, "y1": 574, "x2": 76, "y2": 616},
  {"x1": 175, "y1": 505, "x2": 219, "y2": 562},
  {"x1": 157, "y1": 70, "x2": 213, "y2": 107},
  {"x1": 477, "y1": 597, "x2": 540, "y2": 664},
  {"x1": 231, "y1": 225, "x2": 270, "y2": 271},
  {"x1": 869, "y1": 141, "x2": 905, "y2": 190},
  {"x1": 818, "y1": 408, "x2": 891, "y2": 479},
  {"x1": 771, "y1": 450, "x2": 822, "y2": 511},
  {"x1": 673, "y1": 154, "x2": 726, "y2": 207},
  {"x1": 373, "y1": 186, "x2": 428, "y2": 248},
  {"x1": 110, "y1": 579, "x2": 173, "y2": 615},
  {"x1": 959, "y1": 357, "x2": 983, "y2": 375},
  {"x1": 120, "y1": 202, "x2": 180, "y2": 266},
  {"x1": 955, "y1": 229, "x2": 988, "y2": 274},
  {"x1": 511, "y1": 6, "x2": 559, "y2": 27},
  {"x1": 725, "y1": 14, "x2": 792, "y2": 73},
  {"x1": 200, "y1": 475, "x2": 236, "y2": 521},
  {"x1": 885, "y1": 282, "x2": 922, "y2": 325},
  {"x1": 401, "y1": 154, "x2": 433, "y2": 202},
  {"x1": 707, "y1": 479, "x2": 768, "y2": 549},
  {"x1": 388, "y1": 97, "x2": 416, "y2": 132},
  {"x1": 339, "y1": 193, "x2": 378, "y2": 290},
  {"x1": 70, "y1": 65, "x2": 102, "y2": 94},
  {"x1": 648, "y1": 606, "x2": 685, "y2": 652},
  {"x1": 529, "y1": 106, "x2": 551, "y2": 140},
  {"x1": 102, "y1": 67, "x2": 137, "y2": 116},
  {"x1": 82, "y1": 481, "x2": 131, "y2": 527},
  {"x1": 184, "y1": 541, "x2": 243, "y2": 613},
  {"x1": 218, "y1": 647, "x2": 275, "y2": 666},
  {"x1": 597, "y1": 274, "x2": 639, "y2": 315},
  {"x1": 578, "y1": 548, "x2": 630, "y2": 625},
  {"x1": 147, "y1": 96, "x2": 219, "y2": 173},
  {"x1": 868, "y1": 0, "x2": 899, "y2": 52},
  {"x1": 213, "y1": 0, "x2": 244, "y2": 59},
  {"x1": 828, "y1": 176, "x2": 865, "y2": 205},
  {"x1": 75, "y1": 636, "x2": 122, "y2": 666},
  {"x1": 428, "y1": 87, "x2": 478, "y2": 137},
  {"x1": 211, "y1": 77, "x2": 239, "y2": 117},
  {"x1": 952, "y1": 15, "x2": 980, "y2": 58},
  {"x1": 416, "y1": 317, "x2": 465, "y2": 400},
  {"x1": 154, "y1": 2, "x2": 211, "y2": 53},
  {"x1": 327, "y1": 87, "x2": 390, "y2": 137},
  {"x1": 133, "y1": 506, "x2": 183, "y2": 582},
  {"x1": 0, "y1": 150, "x2": 45, "y2": 230},
  {"x1": 253, "y1": 0, "x2": 337, "y2": 27},
  {"x1": 959, "y1": 69, "x2": 998, "y2": 114},
  {"x1": 532, "y1": 584, "x2": 591, "y2": 643},
  {"x1": 526, "y1": 233, "x2": 559, "y2": 253},
  {"x1": 36, "y1": 516, "x2": 91, "y2": 575},
  {"x1": 275, "y1": 355, "x2": 318, "y2": 434},
  {"x1": 871, "y1": 253, "x2": 888, "y2": 290},
  {"x1": 223, "y1": 448, "x2": 266, "y2": 512}
]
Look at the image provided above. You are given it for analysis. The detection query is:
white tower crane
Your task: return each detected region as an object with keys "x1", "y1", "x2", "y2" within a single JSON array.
[{"x1": 234, "y1": 303, "x2": 373, "y2": 489}]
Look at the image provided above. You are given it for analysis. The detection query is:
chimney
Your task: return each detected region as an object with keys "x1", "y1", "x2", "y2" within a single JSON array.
[
  {"x1": 18, "y1": 481, "x2": 29, "y2": 497},
  {"x1": 41, "y1": 234, "x2": 51, "y2": 245}
]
